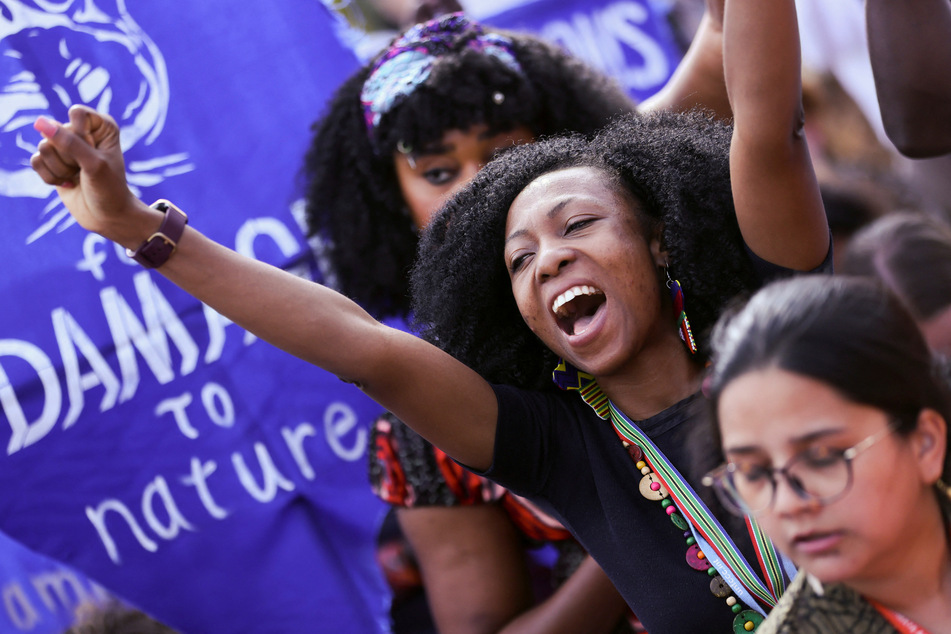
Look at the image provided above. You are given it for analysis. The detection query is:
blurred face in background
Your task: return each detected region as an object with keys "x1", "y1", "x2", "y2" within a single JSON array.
[{"x1": 919, "y1": 305, "x2": 951, "y2": 358}]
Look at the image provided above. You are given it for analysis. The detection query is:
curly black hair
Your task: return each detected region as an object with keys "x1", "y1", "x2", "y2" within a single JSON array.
[
  {"x1": 410, "y1": 110, "x2": 758, "y2": 391},
  {"x1": 299, "y1": 24, "x2": 635, "y2": 319}
]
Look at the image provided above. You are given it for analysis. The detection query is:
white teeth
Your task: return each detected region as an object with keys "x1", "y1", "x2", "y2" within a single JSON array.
[{"x1": 552, "y1": 285, "x2": 603, "y2": 316}]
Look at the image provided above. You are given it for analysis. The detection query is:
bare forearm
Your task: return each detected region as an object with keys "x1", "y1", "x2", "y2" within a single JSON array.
[
  {"x1": 164, "y1": 225, "x2": 380, "y2": 374},
  {"x1": 401, "y1": 506, "x2": 535, "y2": 634},
  {"x1": 160, "y1": 224, "x2": 498, "y2": 468},
  {"x1": 641, "y1": 9, "x2": 730, "y2": 120},
  {"x1": 725, "y1": 0, "x2": 802, "y2": 138},
  {"x1": 867, "y1": 0, "x2": 951, "y2": 157},
  {"x1": 403, "y1": 505, "x2": 628, "y2": 634},
  {"x1": 499, "y1": 556, "x2": 629, "y2": 634},
  {"x1": 723, "y1": 0, "x2": 828, "y2": 270},
  {"x1": 96, "y1": 198, "x2": 388, "y2": 378}
]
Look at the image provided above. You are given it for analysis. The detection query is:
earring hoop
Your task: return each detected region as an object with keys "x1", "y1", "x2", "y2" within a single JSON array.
[
  {"x1": 666, "y1": 266, "x2": 697, "y2": 355},
  {"x1": 397, "y1": 140, "x2": 416, "y2": 169},
  {"x1": 937, "y1": 478, "x2": 951, "y2": 500}
]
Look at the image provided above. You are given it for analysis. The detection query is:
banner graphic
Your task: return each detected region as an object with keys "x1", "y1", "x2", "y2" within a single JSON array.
[{"x1": 1, "y1": 2, "x2": 389, "y2": 632}]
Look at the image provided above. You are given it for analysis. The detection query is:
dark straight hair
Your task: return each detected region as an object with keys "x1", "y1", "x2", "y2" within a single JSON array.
[{"x1": 706, "y1": 275, "x2": 951, "y2": 493}]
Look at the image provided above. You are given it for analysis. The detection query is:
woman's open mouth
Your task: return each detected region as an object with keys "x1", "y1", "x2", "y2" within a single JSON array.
[{"x1": 552, "y1": 285, "x2": 605, "y2": 336}]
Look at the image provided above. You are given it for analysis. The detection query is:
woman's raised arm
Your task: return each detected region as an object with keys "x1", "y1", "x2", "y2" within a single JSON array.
[
  {"x1": 30, "y1": 105, "x2": 499, "y2": 471},
  {"x1": 724, "y1": 0, "x2": 829, "y2": 271}
]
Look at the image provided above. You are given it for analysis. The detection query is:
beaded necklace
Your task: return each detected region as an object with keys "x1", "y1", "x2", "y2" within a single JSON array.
[
  {"x1": 625, "y1": 440, "x2": 765, "y2": 633},
  {"x1": 556, "y1": 365, "x2": 791, "y2": 632}
]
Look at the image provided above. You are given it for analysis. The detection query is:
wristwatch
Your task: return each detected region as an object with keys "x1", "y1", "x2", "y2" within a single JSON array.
[{"x1": 126, "y1": 199, "x2": 188, "y2": 269}]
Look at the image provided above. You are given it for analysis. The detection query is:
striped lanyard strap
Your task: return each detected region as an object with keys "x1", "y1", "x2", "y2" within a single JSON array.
[{"x1": 608, "y1": 401, "x2": 788, "y2": 611}]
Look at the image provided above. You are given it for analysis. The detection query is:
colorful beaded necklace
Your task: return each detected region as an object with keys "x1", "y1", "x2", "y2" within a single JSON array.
[
  {"x1": 553, "y1": 362, "x2": 792, "y2": 632},
  {"x1": 625, "y1": 439, "x2": 765, "y2": 633}
]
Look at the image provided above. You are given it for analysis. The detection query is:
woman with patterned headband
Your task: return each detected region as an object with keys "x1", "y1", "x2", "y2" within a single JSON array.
[{"x1": 300, "y1": 8, "x2": 731, "y2": 633}]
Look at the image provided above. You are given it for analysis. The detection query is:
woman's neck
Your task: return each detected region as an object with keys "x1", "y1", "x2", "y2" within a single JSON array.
[
  {"x1": 596, "y1": 337, "x2": 702, "y2": 421},
  {"x1": 857, "y1": 503, "x2": 951, "y2": 633}
]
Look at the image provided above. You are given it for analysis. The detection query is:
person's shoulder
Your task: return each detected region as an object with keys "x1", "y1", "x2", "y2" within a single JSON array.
[
  {"x1": 759, "y1": 573, "x2": 896, "y2": 634},
  {"x1": 492, "y1": 383, "x2": 604, "y2": 426},
  {"x1": 757, "y1": 573, "x2": 811, "y2": 634}
]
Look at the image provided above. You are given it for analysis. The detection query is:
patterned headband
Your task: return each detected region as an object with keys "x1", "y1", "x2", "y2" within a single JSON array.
[{"x1": 360, "y1": 12, "x2": 524, "y2": 141}]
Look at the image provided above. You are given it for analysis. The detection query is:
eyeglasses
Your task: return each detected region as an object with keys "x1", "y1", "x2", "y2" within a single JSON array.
[{"x1": 701, "y1": 422, "x2": 898, "y2": 516}]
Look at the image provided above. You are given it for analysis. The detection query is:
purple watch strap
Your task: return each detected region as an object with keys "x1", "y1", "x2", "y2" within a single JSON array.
[{"x1": 126, "y1": 199, "x2": 188, "y2": 269}]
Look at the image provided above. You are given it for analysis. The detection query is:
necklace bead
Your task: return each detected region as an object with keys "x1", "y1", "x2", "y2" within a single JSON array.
[
  {"x1": 710, "y1": 576, "x2": 732, "y2": 598},
  {"x1": 670, "y1": 511, "x2": 689, "y2": 530},
  {"x1": 633, "y1": 447, "x2": 760, "y2": 632},
  {"x1": 732, "y1": 610, "x2": 764, "y2": 633}
]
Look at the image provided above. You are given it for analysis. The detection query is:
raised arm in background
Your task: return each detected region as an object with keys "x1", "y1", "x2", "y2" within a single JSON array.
[
  {"x1": 640, "y1": 0, "x2": 730, "y2": 118},
  {"x1": 866, "y1": 0, "x2": 951, "y2": 158},
  {"x1": 726, "y1": 0, "x2": 828, "y2": 271}
]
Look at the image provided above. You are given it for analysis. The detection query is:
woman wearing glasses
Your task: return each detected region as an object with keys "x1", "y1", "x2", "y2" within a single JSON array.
[{"x1": 704, "y1": 275, "x2": 951, "y2": 633}]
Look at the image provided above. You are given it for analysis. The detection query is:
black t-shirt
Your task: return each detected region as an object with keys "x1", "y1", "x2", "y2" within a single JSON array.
[
  {"x1": 475, "y1": 244, "x2": 834, "y2": 634},
  {"x1": 481, "y1": 387, "x2": 754, "y2": 634}
]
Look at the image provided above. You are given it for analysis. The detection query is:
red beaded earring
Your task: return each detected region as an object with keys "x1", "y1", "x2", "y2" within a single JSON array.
[{"x1": 667, "y1": 268, "x2": 697, "y2": 355}]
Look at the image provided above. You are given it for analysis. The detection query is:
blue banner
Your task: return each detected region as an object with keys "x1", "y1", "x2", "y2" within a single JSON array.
[
  {"x1": 480, "y1": 0, "x2": 682, "y2": 103},
  {"x1": 324, "y1": 0, "x2": 684, "y2": 103},
  {"x1": 1, "y1": 2, "x2": 389, "y2": 633},
  {"x1": 0, "y1": 531, "x2": 110, "y2": 634}
]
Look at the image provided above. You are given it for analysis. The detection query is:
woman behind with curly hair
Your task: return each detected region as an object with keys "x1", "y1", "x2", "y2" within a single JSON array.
[{"x1": 29, "y1": 0, "x2": 828, "y2": 631}]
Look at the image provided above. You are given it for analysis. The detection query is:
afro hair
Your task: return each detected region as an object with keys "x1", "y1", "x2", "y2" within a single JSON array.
[{"x1": 410, "y1": 110, "x2": 758, "y2": 391}]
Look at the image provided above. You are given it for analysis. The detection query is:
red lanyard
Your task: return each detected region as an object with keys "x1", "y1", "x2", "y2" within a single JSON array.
[
  {"x1": 864, "y1": 526, "x2": 951, "y2": 634},
  {"x1": 866, "y1": 599, "x2": 931, "y2": 634}
]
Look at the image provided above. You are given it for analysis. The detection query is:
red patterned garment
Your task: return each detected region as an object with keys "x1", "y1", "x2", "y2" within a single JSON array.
[
  {"x1": 369, "y1": 412, "x2": 645, "y2": 634},
  {"x1": 369, "y1": 412, "x2": 572, "y2": 544}
]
